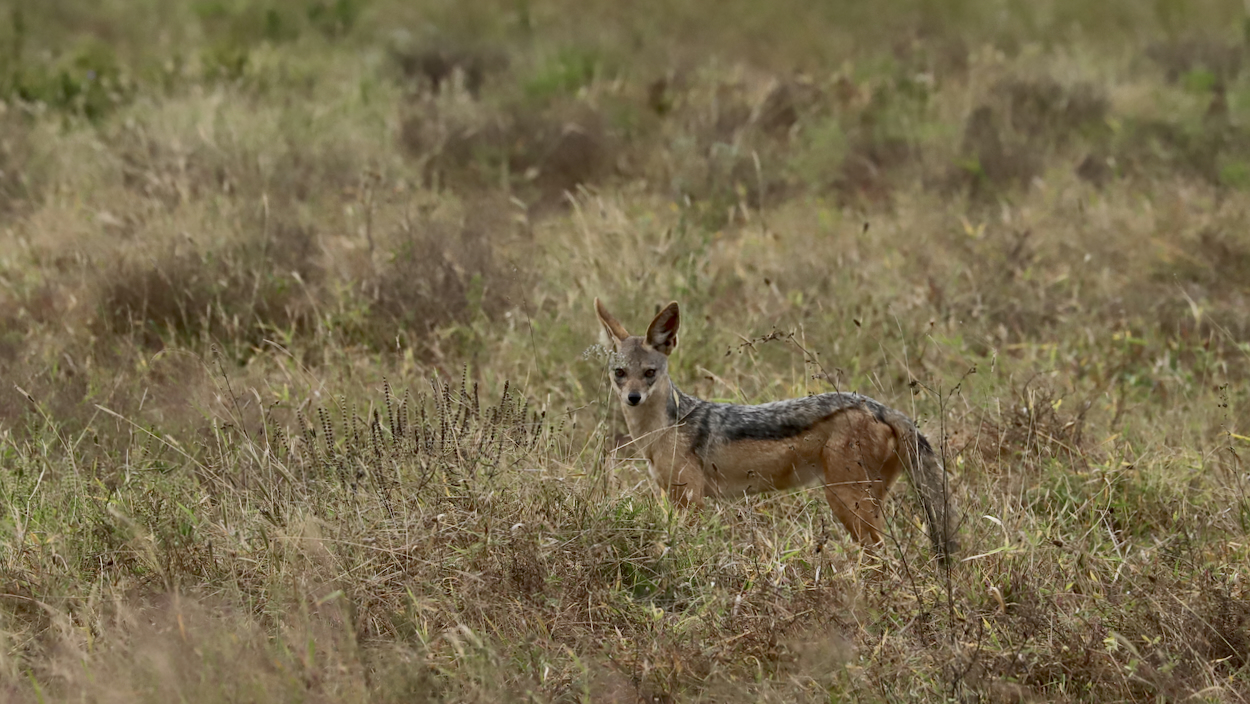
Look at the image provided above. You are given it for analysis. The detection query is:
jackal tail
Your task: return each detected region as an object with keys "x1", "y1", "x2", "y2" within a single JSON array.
[{"x1": 883, "y1": 409, "x2": 960, "y2": 562}]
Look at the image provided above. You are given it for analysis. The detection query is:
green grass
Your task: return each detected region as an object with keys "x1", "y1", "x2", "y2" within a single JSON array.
[{"x1": 2, "y1": 1, "x2": 1250, "y2": 701}]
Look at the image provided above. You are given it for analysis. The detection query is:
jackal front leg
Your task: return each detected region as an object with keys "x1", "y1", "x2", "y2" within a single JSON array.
[{"x1": 651, "y1": 458, "x2": 706, "y2": 509}]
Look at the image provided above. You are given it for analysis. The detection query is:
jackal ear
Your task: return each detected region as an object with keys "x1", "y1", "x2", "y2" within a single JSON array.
[
  {"x1": 645, "y1": 301, "x2": 680, "y2": 355},
  {"x1": 594, "y1": 297, "x2": 630, "y2": 347}
]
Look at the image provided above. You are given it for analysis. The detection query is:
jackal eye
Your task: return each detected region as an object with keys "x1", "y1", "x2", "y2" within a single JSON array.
[
  {"x1": 614, "y1": 368, "x2": 626, "y2": 379},
  {"x1": 643, "y1": 368, "x2": 656, "y2": 379}
]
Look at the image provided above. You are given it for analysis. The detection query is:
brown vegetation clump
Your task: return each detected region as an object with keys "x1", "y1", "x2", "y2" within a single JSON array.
[
  {"x1": 1146, "y1": 37, "x2": 1244, "y2": 84},
  {"x1": 995, "y1": 77, "x2": 1109, "y2": 146},
  {"x1": 1138, "y1": 219, "x2": 1250, "y2": 347},
  {"x1": 393, "y1": 44, "x2": 509, "y2": 97},
  {"x1": 97, "y1": 221, "x2": 320, "y2": 350},
  {"x1": 835, "y1": 135, "x2": 915, "y2": 204},
  {"x1": 945, "y1": 77, "x2": 1111, "y2": 198},
  {"x1": 974, "y1": 379, "x2": 1090, "y2": 475},
  {"x1": 401, "y1": 95, "x2": 614, "y2": 206},
  {"x1": 812, "y1": 74, "x2": 929, "y2": 205},
  {"x1": 361, "y1": 206, "x2": 525, "y2": 354},
  {"x1": 509, "y1": 104, "x2": 614, "y2": 201},
  {"x1": 0, "y1": 115, "x2": 33, "y2": 216}
]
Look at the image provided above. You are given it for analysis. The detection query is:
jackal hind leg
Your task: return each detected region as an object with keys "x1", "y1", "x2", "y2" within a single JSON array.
[{"x1": 819, "y1": 410, "x2": 897, "y2": 548}]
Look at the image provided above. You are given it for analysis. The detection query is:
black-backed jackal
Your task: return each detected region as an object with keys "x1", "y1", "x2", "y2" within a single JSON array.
[{"x1": 595, "y1": 298, "x2": 959, "y2": 562}]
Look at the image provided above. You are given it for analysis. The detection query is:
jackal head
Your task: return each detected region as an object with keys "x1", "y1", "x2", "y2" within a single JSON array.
[{"x1": 594, "y1": 298, "x2": 679, "y2": 407}]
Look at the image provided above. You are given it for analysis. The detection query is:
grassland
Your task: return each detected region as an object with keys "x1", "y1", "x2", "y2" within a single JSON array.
[{"x1": 1, "y1": 1, "x2": 1249, "y2": 701}]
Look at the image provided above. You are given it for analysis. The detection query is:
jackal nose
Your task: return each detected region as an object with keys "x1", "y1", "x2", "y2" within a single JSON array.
[{"x1": 626, "y1": 392, "x2": 642, "y2": 406}]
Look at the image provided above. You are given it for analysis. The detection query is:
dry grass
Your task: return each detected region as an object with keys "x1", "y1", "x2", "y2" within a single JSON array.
[{"x1": 2, "y1": 1, "x2": 1249, "y2": 702}]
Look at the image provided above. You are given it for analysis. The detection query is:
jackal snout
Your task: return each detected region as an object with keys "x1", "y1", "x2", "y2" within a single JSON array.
[{"x1": 611, "y1": 356, "x2": 662, "y2": 406}]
